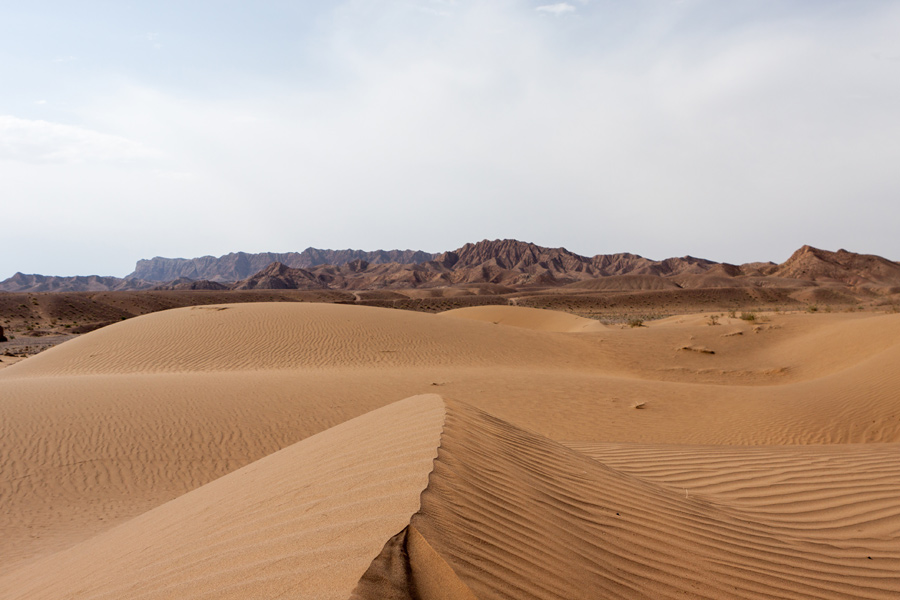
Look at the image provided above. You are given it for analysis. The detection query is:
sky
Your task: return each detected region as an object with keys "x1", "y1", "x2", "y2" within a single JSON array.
[{"x1": 2, "y1": 0, "x2": 899, "y2": 278}]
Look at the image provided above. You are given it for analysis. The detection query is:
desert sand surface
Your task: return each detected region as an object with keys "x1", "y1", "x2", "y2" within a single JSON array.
[{"x1": 2, "y1": 302, "x2": 899, "y2": 598}]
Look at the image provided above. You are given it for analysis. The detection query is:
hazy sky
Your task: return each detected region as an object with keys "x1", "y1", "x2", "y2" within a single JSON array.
[{"x1": 2, "y1": 1, "x2": 899, "y2": 278}]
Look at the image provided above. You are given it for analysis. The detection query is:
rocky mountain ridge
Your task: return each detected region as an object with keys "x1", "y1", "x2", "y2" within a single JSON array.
[
  {"x1": 763, "y1": 245, "x2": 900, "y2": 285},
  {"x1": 129, "y1": 248, "x2": 436, "y2": 282},
  {"x1": 3, "y1": 240, "x2": 898, "y2": 293}
]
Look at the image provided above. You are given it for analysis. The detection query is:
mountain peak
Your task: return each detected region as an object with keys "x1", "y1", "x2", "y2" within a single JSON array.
[{"x1": 774, "y1": 245, "x2": 900, "y2": 284}]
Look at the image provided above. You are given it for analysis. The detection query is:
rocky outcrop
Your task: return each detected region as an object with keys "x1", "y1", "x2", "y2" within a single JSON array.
[{"x1": 435, "y1": 240, "x2": 588, "y2": 272}]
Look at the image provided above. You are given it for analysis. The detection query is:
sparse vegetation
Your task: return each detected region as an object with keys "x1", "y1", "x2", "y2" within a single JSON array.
[
  {"x1": 740, "y1": 312, "x2": 756, "y2": 322},
  {"x1": 727, "y1": 309, "x2": 737, "y2": 318},
  {"x1": 806, "y1": 304, "x2": 818, "y2": 313},
  {"x1": 707, "y1": 315, "x2": 720, "y2": 326},
  {"x1": 628, "y1": 318, "x2": 645, "y2": 328}
]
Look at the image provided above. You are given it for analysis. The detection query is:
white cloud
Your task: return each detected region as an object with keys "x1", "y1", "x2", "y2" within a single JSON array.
[
  {"x1": 3, "y1": 1, "x2": 900, "y2": 278},
  {"x1": 0, "y1": 116, "x2": 161, "y2": 164},
  {"x1": 63, "y1": 2, "x2": 899, "y2": 264},
  {"x1": 535, "y1": 3, "x2": 576, "y2": 16},
  {"x1": 146, "y1": 32, "x2": 162, "y2": 49}
]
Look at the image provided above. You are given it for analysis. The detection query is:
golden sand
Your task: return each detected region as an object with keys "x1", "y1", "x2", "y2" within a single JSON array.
[{"x1": 1, "y1": 303, "x2": 898, "y2": 598}]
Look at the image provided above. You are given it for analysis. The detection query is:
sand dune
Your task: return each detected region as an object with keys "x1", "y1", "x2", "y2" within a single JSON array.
[
  {"x1": 3, "y1": 303, "x2": 608, "y2": 376},
  {"x1": 440, "y1": 304, "x2": 607, "y2": 332},
  {"x1": 0, "y1": 396, "x2": 445, "y2": 599},
  {"x1": 2, "y1": 302, "x2": 900, "y2": 597},
  {"x1": 3, "y1": 396, "x2": 897, "y2": 599},
  {"x1": 403, "y1": 400, "x2": 900, "y2": 599},
  {"x1": 566, "y1": 442, "x2": 900, "y2": 547}
]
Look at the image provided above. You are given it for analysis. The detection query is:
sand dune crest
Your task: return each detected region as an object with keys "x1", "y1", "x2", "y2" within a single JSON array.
[
  {"x1": 351, "y1": 526, "x2": 478, "y2": 600},
  {"x1": 0, "y1": 395, "x2": 446, "y2": 600},
  {"x1": 1, "y1": 302, "x2": 607, "y2": 376},
  {"x1": 3, "y1": 394, "x2": 900, "y2": 599},
  {"x1": 406, "y1": 400, "x2": 900, "y2": 599}
]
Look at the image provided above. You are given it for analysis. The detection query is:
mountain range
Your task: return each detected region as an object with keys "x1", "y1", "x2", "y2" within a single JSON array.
[
  {"x1": 129, "y1": 248, "x2": 436, "y2": 282},
  {"x1": 2, "y1": 240, "x2": 899, "y2": 293}
]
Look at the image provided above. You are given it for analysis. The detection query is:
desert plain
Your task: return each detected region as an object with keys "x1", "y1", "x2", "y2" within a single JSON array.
[{"x1": 2, "y1": 255, "x2": 900, "y2": 598}]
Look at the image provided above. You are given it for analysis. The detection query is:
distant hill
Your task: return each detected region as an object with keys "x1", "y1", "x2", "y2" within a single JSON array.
[
  {"x1": 764, "y1": 245, "x2": 900, "y2": 285},
  {"x1": 232, "y1": 263, "x2": 328, "y2": 291},
  {"x1": 229, "y1": 240, "x2": 900, "y2": 291},
  {"x1": 129, "y1": 249, "x2": 437, "y2": 282},
  {"x1": 151, "y1": 278, "x2": 230, "y2": 291},
  {"x1": 3, "y1": 240, "x2": 899, "y2": 293},
  {"x1": 0, "y1": 273, "x2": 155, "y2": 293}
]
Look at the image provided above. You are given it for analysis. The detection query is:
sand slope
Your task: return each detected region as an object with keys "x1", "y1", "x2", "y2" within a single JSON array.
[
  {"x1": 1, "y1": 303, "x2": 606, "y2": 376},
  {"x1": 565, "y1": 441, "x2": 900, "y2": 549},
  {"x1": 402, "y1": 400, "x2": 900, "y2": 599},
  {"x1": 4, "y1": 396, "x2": 897, "y2": 599},
  {"x1": 440, "y1": 304, "x2": 607, "y2": 332},
  {"x1": 2, "y1": 303, "x2": 900, "y2": 596},
  {"x1": 0, "y1": 396, "x2": 445, "y2": 600}
]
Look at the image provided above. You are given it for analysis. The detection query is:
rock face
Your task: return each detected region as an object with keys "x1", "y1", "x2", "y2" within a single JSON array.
[
  {"x1": 0, "y1": 325, "x2": 6, "y2": 342},
  {"x1": 129, "y1": 249, "x2": 437, "y2": 282}
]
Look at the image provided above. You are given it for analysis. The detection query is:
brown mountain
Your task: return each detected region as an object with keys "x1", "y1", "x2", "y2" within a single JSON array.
[
  {"x1": 436, "y1": 240, "x2": 590, "y2": 272},
  {"x1": 590, "y1": 253, "x2": 657, "y2": 276},
  {"x1": 229, "y1": 240, "x2": 721, "y2": 290},
  {"x1": 151, "y1": 278, "x2": 231, "y2": 291},
  {"x1": 5, "y1": 241, "x2": 899, "y2": 294},
  {"x1": 765, "y1": 245, "x2": 900, "y2": 285},
  {"x1": 230, "y1": 240, "x2": 900, "y2": 291},
  {"x1": 232, "y1": 263, "x2": 328, "y2": 290}
]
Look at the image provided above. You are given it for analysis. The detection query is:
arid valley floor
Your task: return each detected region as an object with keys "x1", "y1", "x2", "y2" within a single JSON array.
[{"x1": 1, "y1": 295, "x2": 900, "y2": 598}]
